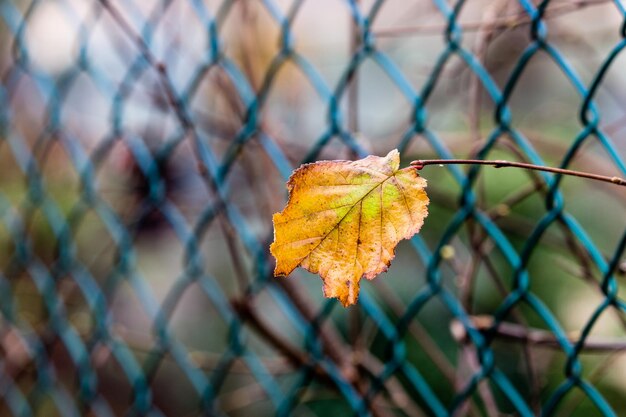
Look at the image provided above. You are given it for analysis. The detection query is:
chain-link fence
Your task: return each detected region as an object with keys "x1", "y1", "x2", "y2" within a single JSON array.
[{"x1": 1, "y1": 0, "x2": 626, "y2": 416}]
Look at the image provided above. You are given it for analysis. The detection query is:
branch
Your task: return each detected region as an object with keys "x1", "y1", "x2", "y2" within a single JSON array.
[
  {"x1": 452, "y1": 316, "x2": 626, "y2": 352},
  {"x1": 410, "y1": 159, "x2": 626, "y2": 187},
  {"x1": 374, "y1": 0, "x2": 610, "y2": 37},
  {"x1": 232, "y1": 297, "x2": 395, "y2": 417}
]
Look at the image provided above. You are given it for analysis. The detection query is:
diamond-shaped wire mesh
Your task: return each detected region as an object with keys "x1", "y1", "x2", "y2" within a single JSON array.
[{"x1": 1, "y1": 0, "x2": 626, "y2": 416}]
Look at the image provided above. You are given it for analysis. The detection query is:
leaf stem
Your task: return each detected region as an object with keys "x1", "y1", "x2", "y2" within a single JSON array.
[{"x1": 410, "y1": 159, "x2": 626, "y2": 187}]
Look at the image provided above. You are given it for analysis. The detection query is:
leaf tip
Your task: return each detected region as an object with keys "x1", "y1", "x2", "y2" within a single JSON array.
[
  {"x1": 323, "y1": 282, "x2": 358, "y2": 307},
  {"x1": 383, "y1": 148, "x2": 401, "y2": 170}
]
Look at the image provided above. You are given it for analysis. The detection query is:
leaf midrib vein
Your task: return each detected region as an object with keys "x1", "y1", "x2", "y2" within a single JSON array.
[{"x1": 299, "y1": 173, "x2": 400, "y2": 264}]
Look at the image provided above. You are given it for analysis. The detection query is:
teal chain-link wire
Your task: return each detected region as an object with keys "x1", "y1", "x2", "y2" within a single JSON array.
[{"x1": 1, "y1": 0, "x2": 626, "y2": 416}]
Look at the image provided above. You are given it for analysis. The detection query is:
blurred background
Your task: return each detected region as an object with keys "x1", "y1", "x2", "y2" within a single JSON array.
[{"x1": 1, "y1": 0, "x2": 626, "y2": 416}]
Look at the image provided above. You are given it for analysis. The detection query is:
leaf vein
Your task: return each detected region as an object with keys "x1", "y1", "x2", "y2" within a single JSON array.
[
  {"x1": 285, "y1": 176, "x2": 397, "y2": 264},
  {"x1": 391, "y1": 174, "x2": 415, "y2": 230}
]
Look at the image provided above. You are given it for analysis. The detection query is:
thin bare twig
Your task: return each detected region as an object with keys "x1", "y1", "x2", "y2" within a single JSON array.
[
  {"x1": 233, "y1": 296, "x2": 396, "y2": 417},
  {"x1": 452, "y1": 316, "x2": 626, "y2": 352},
  {"x1": 374, "y1": 0, "x2": 611, "y2": 37},
  {"x1": 410, "y1": 159, "x2": 626, "y2": 187}
]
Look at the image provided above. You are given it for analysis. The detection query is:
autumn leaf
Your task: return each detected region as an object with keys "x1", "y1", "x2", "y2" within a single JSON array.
[{"x1": 270, "y1": 149, "x2": 429, "y2": 307}]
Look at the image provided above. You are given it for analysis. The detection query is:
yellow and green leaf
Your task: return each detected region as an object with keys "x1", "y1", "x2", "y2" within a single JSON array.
[{"x1": 270, "y1": 149, "x2": 429, "y2": 306}]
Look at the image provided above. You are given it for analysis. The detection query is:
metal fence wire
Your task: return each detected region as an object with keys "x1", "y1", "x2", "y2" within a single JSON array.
[{"x1": 2, "y1": 0, "x2": 626, "y2": 416}]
